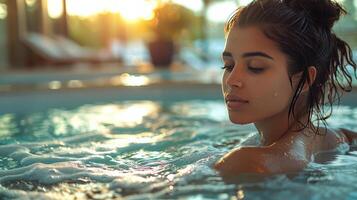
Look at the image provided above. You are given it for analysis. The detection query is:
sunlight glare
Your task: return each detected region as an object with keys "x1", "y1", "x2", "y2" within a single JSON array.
[
  {"x1": 48, "y1": 81, "x2": 62, "y2": 90},
  {"x1": 116, "y1": 0, "x2": 156, "y2": 21},
  {"x1": 207, "y1": 1, "x2": 237, "y2": 23},
  {"x1": 238, "y1": 0, "x2": 252, "y2": 6},
  {"x1": 47, "y1": 0, "x2": 64, "y2": 19},
  {"x1": 0, "y1": 114, "x2": 14, "y2": 137},
  {"x1": 25, "y1": 0, "x2": 37, "y2": 7},
  {"x1": 110, "y1": 73, "x2": 150, "y2": 86},
  {"x1": 92, "y1": 103, "x2": 159, "y2": 127},
  {"x1": 0, "y1": 3, "x2": 7, "y2": 19},
  {"x1": 66, "y1": 0, "x2": 156, "y2": 21},
  {"x1": 66, "y1": 0, "x2": 98, "y2": 17}
]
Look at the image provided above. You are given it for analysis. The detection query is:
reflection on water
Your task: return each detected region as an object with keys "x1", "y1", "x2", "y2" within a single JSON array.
[
  {"x1": 0, "y1": 101, "x2": 356, "y2": 199},
  {"x1": 110, "y1": 73, "x2": 151, "y2": 86},
  {"x1": 0, "y1": 114, "x2": 14, "y2": 138},
  {"x1": 0, "y1": 101, "x2": 161, "y2": 142},
  {"x1": 48, "y1": 81, "x2": 62, "y2": 90}
]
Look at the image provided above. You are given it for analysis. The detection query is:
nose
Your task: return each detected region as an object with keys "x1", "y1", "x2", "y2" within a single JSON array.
[{"x1": 225, "y1": 65, "x2": 244, "y2": 88}]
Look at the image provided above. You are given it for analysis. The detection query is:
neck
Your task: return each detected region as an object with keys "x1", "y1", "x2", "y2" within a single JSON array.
[{"x1": 254, "y1": 105, "x2": 310, "y2": 146}]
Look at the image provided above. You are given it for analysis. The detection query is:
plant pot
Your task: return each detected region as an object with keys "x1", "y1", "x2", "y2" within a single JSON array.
[{"x1": 147, "y1": 39, "x2": 175, "y2": 67}]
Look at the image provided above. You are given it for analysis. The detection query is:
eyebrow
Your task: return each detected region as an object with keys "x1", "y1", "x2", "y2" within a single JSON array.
[{"x1": 222, "y1": 51, "x2": 274, "y2": 60}]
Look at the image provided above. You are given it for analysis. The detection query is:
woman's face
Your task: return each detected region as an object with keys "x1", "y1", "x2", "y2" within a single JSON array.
[{"x1": 222, "y1": 26, "x2": 295, "y2": 124}]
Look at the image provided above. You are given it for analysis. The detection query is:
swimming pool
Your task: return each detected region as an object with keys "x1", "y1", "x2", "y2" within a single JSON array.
[{"x1": 0, "y1": 71, "x2": 357, "y2": 200}]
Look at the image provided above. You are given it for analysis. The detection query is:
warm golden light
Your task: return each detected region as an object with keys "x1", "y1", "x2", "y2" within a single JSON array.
[
  {"x1": 121, "y1": 74, "x2": 150, "y2": 86},
  {"x1": 237, "y1": 189, "x2": 245, "y2": 200},
  {"x1": 66, "y1": 0, "x2": 99, "y2": 17},
  {"x1": 0, "y1": 3, "x2": 7, "y2": 19},
  {"x1": 110, "y1": 73, "x2": 150, "y2": 86},
  {"x1": 116, "y1": 0, "x2": 156, "y2": 21},
  {"x1": 84, "y1": 102, "x2": 159, "y2": 128},
  {"x1": 0, "y1": 114, "x2": 14, "y2": 137},
  {"x1": 67, "y1": 80, "x2": 84, "y2": 88},
  {"x1": 65, "y1": 0, "x2": 156, "y2": 21},
  {"x1": 47, "y1": 0, "x2": 64, "y2": 19},
  {"x1": 238, "y1": 0, "x2": 253, "y2": 6},
  {"x1": 25, "y1": 0, "x2": 37, "y2": 7},
  {"x1": 48, "y1": 81, "x2": 62, "y2": 90}
]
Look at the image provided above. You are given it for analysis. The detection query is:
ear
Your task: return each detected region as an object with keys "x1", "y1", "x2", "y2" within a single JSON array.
[
  {"x1": 301, "y1": 66, "x2": 317, "y2": 93},
  {"x1": 291, "y1": 66, "x2": 317, "y2": 93},
  {"x1": 304, "y1": 66, "x2": 317, "y2": 92}
]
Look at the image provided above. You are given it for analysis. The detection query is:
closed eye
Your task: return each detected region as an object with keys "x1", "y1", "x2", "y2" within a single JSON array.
[
  {"x1": 248, "y1": 66, "x2": 264, "y2": 74},
  {"x1": 221, "y1": 65, "x2": 234, "y2": 72}
]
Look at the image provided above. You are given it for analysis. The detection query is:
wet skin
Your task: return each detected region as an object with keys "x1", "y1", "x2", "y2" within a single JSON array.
[{"x1": 215, "y1": 26, "x2": 357, "y2": 176}]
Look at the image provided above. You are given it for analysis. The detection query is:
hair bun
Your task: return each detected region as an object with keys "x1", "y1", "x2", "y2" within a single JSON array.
[{"x1": 285, "y1": 0, "x2": 346, "y2": 30}]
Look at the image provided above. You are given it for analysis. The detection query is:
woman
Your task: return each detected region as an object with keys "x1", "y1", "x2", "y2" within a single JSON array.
[{"x1": 215, "y1": 0, "x2": 357, "y2": 176}]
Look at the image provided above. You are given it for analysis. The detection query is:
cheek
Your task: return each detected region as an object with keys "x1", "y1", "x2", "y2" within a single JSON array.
[
  {"x1": 227, "y1": 78, "x2": 293, "y2": 124},
  {"x1": 252, "y1": 77, "x2": 293, "y2": 111}
]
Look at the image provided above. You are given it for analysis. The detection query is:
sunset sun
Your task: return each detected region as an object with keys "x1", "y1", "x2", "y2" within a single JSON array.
[{"x1": 59, "y1": 0, "x2": 157, "y2": 21}]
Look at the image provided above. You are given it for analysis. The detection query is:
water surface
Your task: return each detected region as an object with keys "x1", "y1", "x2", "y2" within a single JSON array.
[{"x1": 0, "y1": 100, "x2": 356, "y2": 200}]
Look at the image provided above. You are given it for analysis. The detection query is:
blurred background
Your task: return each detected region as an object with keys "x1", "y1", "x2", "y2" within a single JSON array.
[
  {"x1": 0, "y1": 0, "x2": 356, "y2": 108},
  {"x1": 0, "y1": 0, "x2": 355, "y2": 71}
]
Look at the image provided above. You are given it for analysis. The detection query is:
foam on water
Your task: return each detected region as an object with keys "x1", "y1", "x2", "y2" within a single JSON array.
[{"x1": 0, "y1": 131, "x2": 226, "y2": 199}]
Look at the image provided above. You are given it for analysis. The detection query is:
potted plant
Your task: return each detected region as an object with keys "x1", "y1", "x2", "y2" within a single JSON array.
[{"x1": 145, "y1": 2, "x2": 196, "y2": 67}]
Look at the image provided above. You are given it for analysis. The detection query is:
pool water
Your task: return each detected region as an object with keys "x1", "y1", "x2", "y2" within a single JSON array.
[{"x1": 0, "y1": 100, "x2": 357, "y2": 200}]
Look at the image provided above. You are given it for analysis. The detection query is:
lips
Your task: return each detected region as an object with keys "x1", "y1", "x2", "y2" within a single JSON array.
[
  {"x1": 225, "y1": 94, "x2": 249, "y2": 103},
  {"x1": 225, "y1": 94, "x2": 249, "y2": 109}
]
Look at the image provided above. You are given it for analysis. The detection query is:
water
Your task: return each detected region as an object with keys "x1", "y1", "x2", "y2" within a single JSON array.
[{"x1": 0, "y1": 100, "x2": 357, "y2": 200}]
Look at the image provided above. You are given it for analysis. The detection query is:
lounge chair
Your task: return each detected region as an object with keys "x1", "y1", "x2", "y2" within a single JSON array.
[{"x1": 22, "y1": 32, "x2": 123, "y2": 66}]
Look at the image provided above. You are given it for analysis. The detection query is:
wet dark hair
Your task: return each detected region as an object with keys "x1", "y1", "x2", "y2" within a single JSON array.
[{"x1": 225, "y1": 0, "x2": 357, "y2": 134}]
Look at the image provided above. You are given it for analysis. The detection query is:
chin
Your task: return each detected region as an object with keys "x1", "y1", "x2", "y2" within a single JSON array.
[{"x1": 228, "y1": 115, "x2": 252, "y2": 125}]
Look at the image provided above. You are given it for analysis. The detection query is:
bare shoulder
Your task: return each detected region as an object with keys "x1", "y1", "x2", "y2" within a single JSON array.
[
  {"x1": 214, "y1": 145, "x2": 308, "y2": 176},
  {"x1": 214, "y1": 146, "x2": 269, "y2": 175}
]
